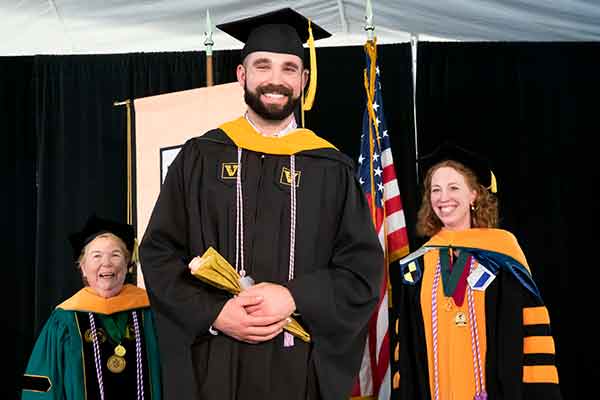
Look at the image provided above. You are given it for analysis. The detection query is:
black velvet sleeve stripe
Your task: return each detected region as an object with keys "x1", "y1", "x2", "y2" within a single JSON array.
[
  {"x1": 523, "y1": 324, "x2": 552, "y2": 337},
  {"x1": 22, "y1": 374, "x2": 52, "y2": 392},
  {"x1": 523, "y1": 383, "x2": 563, "y2": 400},
  {"x1": 524, "y1": 353, "x2": 557, "y2": 365},
  {"x1": 522, "y1": 293, "x2": 545, "y2": 308}
]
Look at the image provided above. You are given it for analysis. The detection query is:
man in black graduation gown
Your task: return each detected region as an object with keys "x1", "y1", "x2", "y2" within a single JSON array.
[{"x1": 140, "y1": 8, "x2": 383, "y2": 400}]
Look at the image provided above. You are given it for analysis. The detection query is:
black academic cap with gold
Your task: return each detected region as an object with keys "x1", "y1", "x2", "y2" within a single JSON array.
[
  {"x1": 69, "y1": 214, "x2": 135, "y2": 260},
  {"x1": 217, "y1": 7, "x2": 331, "y2": 113},
  {"x1": 419, "y1": 141, "x2": 498, "y2": 193},
  {"x1": 217, "y1": 7, "x2": 331, "y2": 61}
]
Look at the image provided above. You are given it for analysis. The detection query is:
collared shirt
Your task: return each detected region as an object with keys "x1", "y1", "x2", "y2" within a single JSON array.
[{"x1": 244, "y1": 112, "x2": 297, "y2": 138}]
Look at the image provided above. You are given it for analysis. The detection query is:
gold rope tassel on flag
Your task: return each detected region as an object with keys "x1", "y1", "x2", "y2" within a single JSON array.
[
  {"x1": 364, "y1": 39, "x2": 377, "y2": 112},
  {"x1": 301, "y1": 19, "x2": 317, "y2": 127},
  {"x1": 363, "y1": 38, "x2": 395, "y2": 306},
  {"x1": 363, "y1": 38, "x2": 378, "y2": 224}
]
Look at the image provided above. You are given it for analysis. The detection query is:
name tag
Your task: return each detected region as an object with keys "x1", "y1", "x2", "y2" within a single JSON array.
[{"x1": 467, "y1": 263, "x2": 495, "y2": 291}]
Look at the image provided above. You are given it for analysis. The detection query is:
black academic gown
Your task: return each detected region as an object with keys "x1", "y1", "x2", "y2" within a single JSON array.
[{"x1": 140, "y1": 119, "x2": 383, "y2": 400}]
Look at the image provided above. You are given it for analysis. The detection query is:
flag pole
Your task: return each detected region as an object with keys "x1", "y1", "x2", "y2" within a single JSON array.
[
  {"x1": 113, "y1": 99, "x2": 140, "y2": 283},
  {"x1": 354, "y1": 2, "x2": 410, "y2": 398},
  {"x1": 364, "y1": 0, "x2": 377, "y2": 224},
  {"x1": 365, "y1": 0, "x2": 375, "y2": 43},
  {"x1": 113, "y1": 100, "x2": 133, "y2": 226},
  {"x1": 364, "y1": 0, "x2": 390, "y2": 305},
  {"x1": 204, "y1": 9, "x2": 214, "y2": 87},
  {"x1": 366, "y1": 0, "x2": 400, "y2": 394},
  {"x1": 410, "y1": 33, "x2": 420, "y2": 185}
]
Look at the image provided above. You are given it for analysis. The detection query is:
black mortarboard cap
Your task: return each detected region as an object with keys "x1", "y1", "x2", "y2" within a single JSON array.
[
  {"x1": 69, "y1": 215, "x2": 135, "y2": 260},
  {"x1": 419, "y1": 141, "x2": 497, "y2": 193},
  {"x1": 217, "y1": 7, "x2": 331, "y2": 61}
]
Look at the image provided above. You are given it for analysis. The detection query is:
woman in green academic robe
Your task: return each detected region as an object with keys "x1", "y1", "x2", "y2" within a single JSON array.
[{"x1": 22, "y1": 215, "x2": 162, "y2": 400}]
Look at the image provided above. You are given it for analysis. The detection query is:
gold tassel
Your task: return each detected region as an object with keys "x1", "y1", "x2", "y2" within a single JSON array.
[
  {"x1": 301, "y1": 85, "x2": 305, "y2": 128},
  {"x1": 489, "y1": 171, "x2": 498, "y2": 193},
  {"x1": 302, "y1": 19, "x2": 317, "y2": 112}
]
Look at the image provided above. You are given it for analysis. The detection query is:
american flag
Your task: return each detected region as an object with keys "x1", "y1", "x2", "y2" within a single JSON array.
[{"x1": 351, "y1": 40, "x2": 409, "y2": 400}]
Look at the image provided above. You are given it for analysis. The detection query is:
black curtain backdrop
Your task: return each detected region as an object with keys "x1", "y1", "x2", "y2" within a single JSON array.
[
  {"x1": 8, "y1": 41, "x2": 591, "y2": 399},
  {"x1": 4, "y1": 56, "x2": 36, "y2": 400}
]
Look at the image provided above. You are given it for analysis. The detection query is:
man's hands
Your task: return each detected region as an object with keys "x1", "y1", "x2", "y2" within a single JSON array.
[
  {"x1": 213, "y1": 295, "x2": 289, "y2": 343},
  {"x1": 212, "y1": 282, "x2": 296, "y2": 343},
  {"x1": 240, "y1": 282, "x2": 296, "y2": 319}
]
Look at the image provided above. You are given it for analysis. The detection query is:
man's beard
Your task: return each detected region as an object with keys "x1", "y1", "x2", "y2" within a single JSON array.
[{"x1": 244, "y1": 82, "x2": 301, "y2": 121}]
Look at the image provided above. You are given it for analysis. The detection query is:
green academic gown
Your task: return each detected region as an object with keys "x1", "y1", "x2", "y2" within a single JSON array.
[
  {"x1": 22, "y1": 284, "x2": 162, "y2": 400},
  {"x1": 140, "y1": 117, "x2": 383, "y2": 400}
]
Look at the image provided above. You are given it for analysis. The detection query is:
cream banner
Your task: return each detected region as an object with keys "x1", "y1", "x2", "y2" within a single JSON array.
[{"x1": 134, "y1": 82, "x2": 246, "y2": 286}]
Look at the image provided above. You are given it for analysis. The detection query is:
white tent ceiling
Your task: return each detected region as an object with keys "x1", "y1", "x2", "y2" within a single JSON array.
[{"x1": 2, "y1": 0, "x2": 600, "y2": 56}]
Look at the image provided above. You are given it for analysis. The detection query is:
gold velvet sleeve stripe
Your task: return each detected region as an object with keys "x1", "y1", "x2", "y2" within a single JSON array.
[
  {"x1": 22, "y1": 374, "x2": 52, "y2": 392},
  {"x1": 523, "y1": 365, "x2": 559, "y2": 384},
  {"x1": 523, "y1": 306, "x2": 550, "y2": 325},
  {"x1": 524, "y1": 336, "x2": 556, "y2": 354}
]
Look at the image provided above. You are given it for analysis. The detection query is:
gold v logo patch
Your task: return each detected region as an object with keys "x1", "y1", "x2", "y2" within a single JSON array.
[
  {"x1": 280, "y1": 166, "x2": 301, "y2": 187},
  {"x1": 221, "y1": 163, "x2": 239, "y2": 179}
]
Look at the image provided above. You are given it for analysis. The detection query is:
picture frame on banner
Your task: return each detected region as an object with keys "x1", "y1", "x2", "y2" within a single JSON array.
[{"x1": 160, "y1": 145, "x2": 183, "y2": 185}]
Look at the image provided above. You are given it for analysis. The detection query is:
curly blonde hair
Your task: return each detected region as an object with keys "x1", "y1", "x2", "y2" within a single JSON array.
[{"x1": 416, "y1": 160, "x2": 498, "y2": 237}]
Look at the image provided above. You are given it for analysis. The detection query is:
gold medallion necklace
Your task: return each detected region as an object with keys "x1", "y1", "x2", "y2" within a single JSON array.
[{"x1": 98, "y1": 312, "x2": 130, "y2": 373}]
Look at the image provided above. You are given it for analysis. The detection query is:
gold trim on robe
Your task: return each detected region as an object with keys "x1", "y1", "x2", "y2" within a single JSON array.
[
  {"x1": 219, "y1": 117, "x2": 337, "y2": 155},
  {"x1": 58, "y1": 284, "x2": 149, "y2": 315}
]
